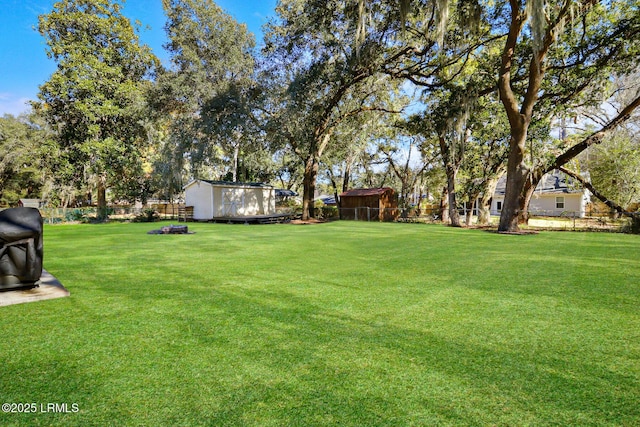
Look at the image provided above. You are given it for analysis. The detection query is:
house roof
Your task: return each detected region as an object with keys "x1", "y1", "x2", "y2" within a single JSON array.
[
  {"x1": 275, "y1": 189, "x2": 298, "y2": 197},
  {"x1": 340, "y1": 187, "x2": 394, "y2": 197},
  {"x1": 494, "y1": 170, "x2": 584, "y2": 196},
  {"x1": 316, "y1": 195, "x2": 336, "y2": 205}
]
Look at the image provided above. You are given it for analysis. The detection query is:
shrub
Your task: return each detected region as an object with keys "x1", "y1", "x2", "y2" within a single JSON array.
[
  {"x1": 65, "y1": 209, "x2": 87, "y2": 222},
  {"x1": 621, "y1": 214, "x2": 640, "y2": 234},
  {"x1": 320, "y1": 205, "x2": 338, "y2": 219},
  {"x1": 134, "y1": 208, "x2": 160, "y2": 223}
]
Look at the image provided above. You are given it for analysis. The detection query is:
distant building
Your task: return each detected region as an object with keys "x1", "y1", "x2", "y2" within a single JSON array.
[
  {"x1": 339, "y1": 187, "x2": 399, "y2": 221},
  {"x1": 275, "y1": 189, "x2": 299, "y2": 204},
  {"x1": 184, "y1": 180, "x2": 276, "y2": 221},
  {"x1": 315, "y1": 195, "x2": 336, "y2": 206},
  {"x1": 491, "y1": 170, "x2": 590, "y2": 217},
  {"x1": 18, "y1": 199, "x2": 46, "y2": 209}
]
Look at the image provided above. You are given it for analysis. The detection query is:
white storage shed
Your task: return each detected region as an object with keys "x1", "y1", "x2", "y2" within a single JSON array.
[{"x1": 184, "y1": 180, "x2": 276, "y2": 221}]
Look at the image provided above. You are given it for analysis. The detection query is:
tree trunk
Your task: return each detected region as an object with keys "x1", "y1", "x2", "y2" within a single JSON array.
[
  {"x1": 232, "y1": 143, "x2": 239, "y2": 182},
  {"x1": 478, "y1": 175, "x2": 501, "y2": 225},
  {"x1": 498, "y1": 125, "x2": 529, "y2": 232},
  {"x1": 301, "y1": 133, "x2": 332, "y2": 221},
  {"x1": 478, "y1": 202, "x2": 490, "y2": 225},
  {"x1": 342, "y1": 161, "x2": 351, "y2": 193},
  {"x1": 439, "y1": 136, "x2": 461, "y2": 227},
  {"x1": 517, "y1": 173, "x2": 542, "y2": 225},
  {"x1": 328, "y1": 172, "x2": 342, "y2": 218},
  {"x1": 496, "y1": 2, "x2": 536, "y2": 232},
  {"x1": 301, "y1": 155, "x2": 319, "y2": 220},
  {"x1": 517, "y1": 181, "x2": 533, "y2": 225},
  {"x1": 498, "y1": 166, "x2": 527, "y2": 231},
  {"x1": 440, "y1": 187, "x2": 449, "y2": 223},
  {"x1": 446, "y1": 171, "x2": 461, "y2": 227},
  {"x1": 478, "y1": 202, "x2": 492, "y2": 225},
  {"x1": 97, "y1": 178, "x2": 108, "y2": 221},
  {"x1": 465, "y1": 195, "x2": 479, "y2": 227}
]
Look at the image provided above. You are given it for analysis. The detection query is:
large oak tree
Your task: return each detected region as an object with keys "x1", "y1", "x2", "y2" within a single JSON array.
[
  {"x1": 262, "y1": 0, "x2": 407, "y2": 219},
  {"x1": 496, "y1": 0, "x2": 640, "y2": 231},
  {"x1": 152, "y1": 0, "x2": 258, "y2": 183}
]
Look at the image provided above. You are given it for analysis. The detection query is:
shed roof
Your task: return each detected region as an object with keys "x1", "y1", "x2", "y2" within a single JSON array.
[
  {"x1": 184, "y1": 179, "x2": 273, "y2": 190},
  {"x1": 340, "y1": 187, "x2": 393, "y2": 197}
]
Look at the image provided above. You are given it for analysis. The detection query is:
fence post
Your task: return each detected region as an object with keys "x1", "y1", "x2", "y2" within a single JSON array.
[{"x1": 367, "y1": 207, "x2": 370, "y2": 222}]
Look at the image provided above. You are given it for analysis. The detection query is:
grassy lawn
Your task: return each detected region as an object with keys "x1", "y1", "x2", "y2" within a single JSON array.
[{"x1": 1, "y1": 221, "x2": 638, "y2": 426}]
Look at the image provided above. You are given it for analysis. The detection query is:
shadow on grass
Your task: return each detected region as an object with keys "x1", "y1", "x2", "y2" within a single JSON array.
[
  {"x1": 170, "y1": 286, "x2": 639, "y2": 426},
  {"x1": 6, "y1": 279, "x2": 635, "y2": 425},
  {"x1": 7, "y1": 222, "x2": 636, "y2": 425}
]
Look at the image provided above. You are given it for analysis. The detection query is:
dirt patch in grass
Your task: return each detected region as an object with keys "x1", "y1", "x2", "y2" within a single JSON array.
[
  {"x1": 487, "y1": 229, "x2": 540, "y2": 235},
  {"x1": 289, "y1": 218, "x2": 327, "y2": 225}
]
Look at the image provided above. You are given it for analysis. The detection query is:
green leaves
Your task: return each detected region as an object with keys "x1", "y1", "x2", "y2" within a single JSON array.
[
  {"x1": 36, "y1": 0, "x2": 159, "y2": 207},
  {"x1": 0, "y1": 114, "x2": 47, "y2": 206},
  {"x1": 156, "y1": 0, "x2": 258, "y2": 180},
  {"x1": 589, "y1": 130, "x2": 640, "y2": 209}
]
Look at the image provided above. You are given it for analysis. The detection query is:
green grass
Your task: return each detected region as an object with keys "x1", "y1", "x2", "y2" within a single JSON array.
[{"x1": 1, "y1": 221, "x2": 639, "y2": 426}]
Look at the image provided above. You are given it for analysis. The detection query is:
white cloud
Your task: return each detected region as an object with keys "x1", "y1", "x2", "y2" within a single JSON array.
[{"x1": 0, "y1": 94, "x2": 33, "y2": 117}]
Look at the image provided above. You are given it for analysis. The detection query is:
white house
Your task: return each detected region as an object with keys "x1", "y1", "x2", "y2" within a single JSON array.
[
  {"x1": 184, "y1": 180, "x2": 276, "y2": 221},
  {"x1": 491, "y1": 170, "x2": 590, "y2": 217}
]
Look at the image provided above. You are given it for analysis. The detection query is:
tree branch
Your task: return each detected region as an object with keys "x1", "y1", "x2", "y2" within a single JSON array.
[
  {"x1": 499, "y1": 0, "x2": 527, "y2": 127},
  {"x1": 548, "y1": 93, "x2": 640, "y2": 171},
  {"x1": 558, "y1": 166, "x2": 634, "y2": 218}
]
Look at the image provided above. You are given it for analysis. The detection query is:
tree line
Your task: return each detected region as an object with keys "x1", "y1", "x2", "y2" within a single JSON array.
[{"x1": 1, "y1": 0, "x2": 638, "y2": 231}]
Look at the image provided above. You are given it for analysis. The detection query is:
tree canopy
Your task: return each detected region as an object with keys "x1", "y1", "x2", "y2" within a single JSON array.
[
  {"x1": 18, "y1": 0, "x2": 640, "y2": 230},
  {"x1": 0, "y1": 114, "x2": 47, "y2": 206},
  {"x1": 152, "y1": 0, "x2": 258, "y2": 182},
  {"x1": 36, "y1": 0, "x2": 158, "y2": 214}
]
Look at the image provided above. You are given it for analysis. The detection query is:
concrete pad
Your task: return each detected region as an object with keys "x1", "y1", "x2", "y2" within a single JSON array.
[{"x1": 0, "y1": 270, "x2": 69, "y2": 307}]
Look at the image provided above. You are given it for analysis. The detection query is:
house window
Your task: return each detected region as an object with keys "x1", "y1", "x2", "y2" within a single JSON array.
[
  {"x1": 556, "y1": 196, "x2": 565, "y2": 209},
  {"x1": 496, "y1": 201, "x2": 502, "y2": 211}
]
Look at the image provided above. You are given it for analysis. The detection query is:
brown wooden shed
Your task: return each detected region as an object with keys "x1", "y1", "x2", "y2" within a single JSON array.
[{"x1": 339, "y1": 187, "x2": 398, "y2": 221}]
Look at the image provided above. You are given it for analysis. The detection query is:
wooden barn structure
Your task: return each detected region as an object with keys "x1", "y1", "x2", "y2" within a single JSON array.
[{"x1": 339, "y1": 187, "x2": 399, "y2": 221}]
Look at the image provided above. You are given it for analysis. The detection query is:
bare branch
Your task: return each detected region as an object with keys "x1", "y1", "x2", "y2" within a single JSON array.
[
  {"x1": 559, "y1": 166, "x2": 634, "y2": 218},
  {"x1": 548, "y1": 93, "x2": 640, "y2": 171}
]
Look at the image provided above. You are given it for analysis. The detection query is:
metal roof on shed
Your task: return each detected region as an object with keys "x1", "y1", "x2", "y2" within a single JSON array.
[
  {"x1": 200, "y1": 180, "x2": 272, "y2": 188},
  {"x1": 340, "y1": 187, "x2": 394, "y2": 197},
  {"x1": 184, "y1": 179, "x2": 273, "y2": 190}
]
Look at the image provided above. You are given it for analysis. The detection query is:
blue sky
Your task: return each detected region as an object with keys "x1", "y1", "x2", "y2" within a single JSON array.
[{"x1": 0, "y1": 0, "x2": 277, "y2": 116}]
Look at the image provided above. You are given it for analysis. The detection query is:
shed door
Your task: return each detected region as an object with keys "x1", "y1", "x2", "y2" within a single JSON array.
[{"x1": 222, "y1": 188, "x2": 244, "y2": 216}]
